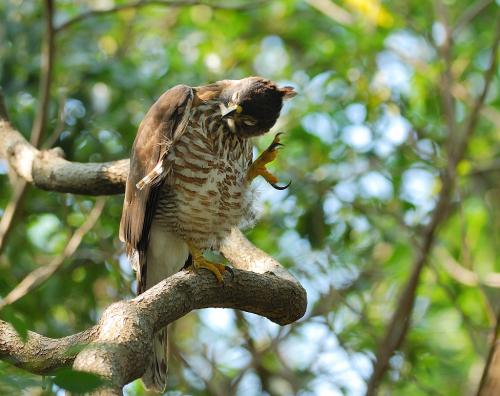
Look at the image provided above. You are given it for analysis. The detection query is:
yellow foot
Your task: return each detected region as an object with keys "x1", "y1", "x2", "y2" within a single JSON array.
[
  {"x1": 187, "y1": 243, "x2": 233, "y2": 283},
  {"x1": 246, "y1": 133, "x2": 291, "y2": 190}
]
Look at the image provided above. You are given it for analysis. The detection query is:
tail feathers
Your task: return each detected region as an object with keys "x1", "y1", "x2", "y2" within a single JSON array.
[
  {"x1": 139, "y1": 225, "x2": 189, "y2": 392},
  {"x1": 142, "y1": 327, "x2": 169, "y2": 392}
]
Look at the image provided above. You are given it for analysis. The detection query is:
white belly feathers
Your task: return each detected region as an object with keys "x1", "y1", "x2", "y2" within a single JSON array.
[{"x1": 154, "y1": 103, "x2": 254, "y2": 250}]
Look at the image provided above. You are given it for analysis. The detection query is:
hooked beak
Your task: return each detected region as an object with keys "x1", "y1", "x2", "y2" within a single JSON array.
[{"x1": 220, "y1": 103, "x2": 242, "y2": 118}]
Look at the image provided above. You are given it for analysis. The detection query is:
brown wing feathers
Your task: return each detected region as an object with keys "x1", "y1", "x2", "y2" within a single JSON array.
[{"x1": 119, "y1": 85, "x2": 194, "y2": 282}]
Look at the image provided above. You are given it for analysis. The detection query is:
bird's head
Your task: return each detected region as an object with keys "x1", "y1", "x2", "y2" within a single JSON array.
[{"x1": 219, "y1": 77, "x2": 296, "y2": 138}]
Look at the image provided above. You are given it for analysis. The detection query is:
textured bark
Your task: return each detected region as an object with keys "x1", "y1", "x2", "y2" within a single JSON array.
[
  {"x1": 0, "y1": 119, "x2": 128, "y2": 195},
  {"x1": 0, "y1": 321, "x2": 98, "y2": 375},
  {"x1": 1, "y1": 237, "x2": 306, "y2": 391}
]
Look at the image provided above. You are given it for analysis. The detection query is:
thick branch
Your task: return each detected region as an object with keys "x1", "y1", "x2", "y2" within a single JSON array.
[
  {"x1": 0, "y1": 322, "x2": 98, "y2": 375},
  {"x1": 0, "y1": 229, "x2": 306, "y2": 391},
  {"x1": 0, "y1": 119, "x2": 128, "y2": 195}
]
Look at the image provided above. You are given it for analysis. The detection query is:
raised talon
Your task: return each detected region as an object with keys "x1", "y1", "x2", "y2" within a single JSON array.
[{"x1": 246, "y1": 133, "x2": 289, "y2": 189}]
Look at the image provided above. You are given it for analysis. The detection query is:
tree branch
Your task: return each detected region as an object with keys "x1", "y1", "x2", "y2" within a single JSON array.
[
  {"x1": 436, "y1": 246, "x2": 500, "y2": 288},
  {"x1": 31, "y1": 0, "x2": 56, "y2": 147},
  {"x1": 305, "y1": 0, "x2": 353, "y2": 26},
  {"x1": 0, "y1": 0, "x2": 56, "y2": 253},
  {"x1": 0, "y1": 118, "x2": 128, "y2": 195},
  {"x1": 0, "y1": 69, "x2": 306, "y2": 394},
  {"x1": 0, "y1": 321, "x2": 98, "y2": 375},
  {"x1": 0, "y1": 180, "x2": 28, "y2": 252},
  {"x1": 477, "y1": 308, "x2": 500, "y2": 395},
  {"x1": 0, "y1": 228, "x2": 307, "y2": 393},
  {"x1": 55, "y1": 0, "x2": 267, "y2": 32},
  {"x1": 0, "y1": 198, "x2": 106, "y2": 310},
  {"x1": 365, "y1": 12, "x2": 500, "y2": 395},
  {"x1": 454, "y1": 0, "x2": 494, "y2": 36}
]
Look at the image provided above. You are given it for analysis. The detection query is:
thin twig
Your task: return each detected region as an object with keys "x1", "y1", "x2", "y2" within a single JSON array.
[
  {"x1": 436, "y1": 1, "x2": 457, "y2": 156},
  {"x1": 0, "y1": 181, "x2": 28, "y2": 253},
  {"x1": 41, "y1": 93, "x2": 66, "y2": 150},
  {"x1": 0, "y1": 0, "x2": 57, "y2": 253},
  {"x1": 429, "y1": 261, "x2": 486, "y2": 355},
  {"x1": 31, "y1": 0, "x2": 56, "y2": 147},
  {"x1": 476, "y1": 308, "x2": 500, "y2": 395},
  {"x1": 55, "y1": 0, "x2": 267, "y2": 32},
  {"x1": 0, "y1": 198, "x2": 106, "y2": 310},
  {"x1": 365, "y1": 12, "x2": 500, "y2": 395},
  {"x1": 468, "y1": 158, "x2": 500, "y2": 176},
  {"x1": 436, "y1": 246, "x2": 500, "y2": 289},
  {"x1": 456, "y1": 16, "x2": 500, "y2": 160},
  {"x1": 0, "y1": 91, "x2": 21, "y2": 254},
  {"x1": 454, "y1": 0, "x2": 494, "y2": 36},
  {"x1": 172, "y1": 347, "x2": 222, "y2": 396},
  {"x1": 305, "y1": 0, "x2": 353, "y2": 26}
]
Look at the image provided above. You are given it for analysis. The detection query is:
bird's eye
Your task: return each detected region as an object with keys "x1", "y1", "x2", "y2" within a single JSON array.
[{"x1": 243, "y1": 118, "x2": 257, "y2": 126}]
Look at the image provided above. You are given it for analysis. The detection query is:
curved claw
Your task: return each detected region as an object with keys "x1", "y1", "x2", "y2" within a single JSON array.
[
  {"x1": 269, "y1": 132, "x2": 285, "y2": 150},
  {"x1": 270, "y1": 181, "x2": 291, "y2": 190},
  {"x1": 225, "y1": 265, "x2": 235, "y2": 281},
  {"x1": 269, "y1": 141, "x2": 284, "y2": 151}
]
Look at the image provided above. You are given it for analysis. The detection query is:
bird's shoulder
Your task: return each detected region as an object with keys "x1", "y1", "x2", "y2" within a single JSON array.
[
  {"x1": 194, "y1": 82, "x2": 226, "y2": 103},
  {"x1": 152, "y1": 84, "x2": 193, "y2": 112}
]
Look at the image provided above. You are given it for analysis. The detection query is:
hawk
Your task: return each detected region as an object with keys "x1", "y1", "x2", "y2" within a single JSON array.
[{"x1": 119, "y1": 77, "x2": 295, "y2": 391}]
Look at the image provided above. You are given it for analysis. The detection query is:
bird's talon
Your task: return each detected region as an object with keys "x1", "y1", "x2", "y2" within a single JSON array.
[
  {"x1": 270, "y1": 181, "x2": 291, "y2": 190},
  {"x1": 187, "y1": 243, "x2": 228, "y2": 283},
  {"x1": 246, "y1": 132, "x2": 291, "y2": 189},
  {"x1": 269, "y1": 142, "x2": 283, "y2": 151},
  {"x1": 225, "y1": 265, "x2": 235, "y2": 280}
]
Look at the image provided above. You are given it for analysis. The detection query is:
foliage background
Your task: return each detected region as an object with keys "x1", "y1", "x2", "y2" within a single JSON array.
[{"x1": 1, "y1": 0, "x2": 499, "y2": 395}]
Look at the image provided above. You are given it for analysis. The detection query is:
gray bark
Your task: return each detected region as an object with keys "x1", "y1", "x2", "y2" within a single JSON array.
[
  {"x1": 0, "y1": 119, "x2": 128, "y2": 195},
  {"x1": 1, "y1": 244, "x2": 306, "y2": 392}
]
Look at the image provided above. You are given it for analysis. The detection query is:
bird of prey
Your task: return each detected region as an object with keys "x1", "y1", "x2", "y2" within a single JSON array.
[{"x1": 119, "y1": 77, "x2": 295, "y2": 391}]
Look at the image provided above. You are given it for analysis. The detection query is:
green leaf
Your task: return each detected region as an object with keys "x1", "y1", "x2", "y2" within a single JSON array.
[{"x1": 53, "y1": 369, "x2": 105, "y2": 393}]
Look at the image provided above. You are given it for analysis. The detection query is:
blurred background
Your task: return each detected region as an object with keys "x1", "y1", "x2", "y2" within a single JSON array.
[{"x1": 1, "y1": 0, "x2": 499, "y2": 395}]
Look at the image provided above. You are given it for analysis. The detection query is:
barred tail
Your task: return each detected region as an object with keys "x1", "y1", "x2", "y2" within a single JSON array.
[
  {"x1": 142, "y1": 328, "x2": 169, "y2": 392},
  {"x1": 138, "y1": 222, "x2": 189, "y2": 392}
]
